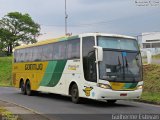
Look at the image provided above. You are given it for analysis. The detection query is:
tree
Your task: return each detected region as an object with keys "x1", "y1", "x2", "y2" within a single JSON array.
[{"x1": 0, "y1": 12, "x2": 40, "y2": 55}]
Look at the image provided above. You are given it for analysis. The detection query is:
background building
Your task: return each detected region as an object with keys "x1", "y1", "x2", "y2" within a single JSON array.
[{"x1": 138, "y1": 32, "x2": 160, "y2": 55}]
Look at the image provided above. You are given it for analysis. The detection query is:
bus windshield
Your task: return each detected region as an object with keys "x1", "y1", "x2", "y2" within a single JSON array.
[
  {"x1": 97, "y1": 36, "x2": 142, "y2": 82},
  {"x1": 97, "y1": 36, "x2": 138, "y2": 51}
]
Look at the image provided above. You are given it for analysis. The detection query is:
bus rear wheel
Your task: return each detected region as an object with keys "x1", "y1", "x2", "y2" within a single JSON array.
[
  {"x1": 26, "y1": 81, "x2": 32, "y2": 96},
  {"x1": 20, "y1": 81, "x2": 26, "y2": 95},
  {"x1": 71, "y1": 84, "x2": 80, "y2": 104}
]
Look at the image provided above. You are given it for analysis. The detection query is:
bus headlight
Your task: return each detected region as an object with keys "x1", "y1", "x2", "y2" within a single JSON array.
[
  {"x1": 97, "y1": 83, "x2": 112, "y2": 89},
  {"x1": 137, "y1": 85, "x2": 143, "y2": 89}
]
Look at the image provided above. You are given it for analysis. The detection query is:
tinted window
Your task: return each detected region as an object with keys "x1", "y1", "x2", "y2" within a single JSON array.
[
  {"x1": 28, "y1": 48, "x2": 33, "y2": 61},
  {"x1": 16, "y1": 50, "x2": 20, "y2": 62},
  {"x1": 98, "y1": 36, "x2": 138, "y2": 51},
  {"x1": 66, "y1": 39, "x2": 80, "y2": 59},
  {"x1": 15, "y1": 40, "x2": 75, "y2": 62},
  {"x1": 14, "y1": 50, "x2": 17, "y2": 62},
  {"x1": 82, "y1": 36, "x2": 97, "y2": 82},
  {"x1": 19, "y1": 49, "x2": 25, "y2": 62},
  {"x1": 24, "y1": 48, "x2": 33, "y2": 62},
  {"x1": 83, "y1": 37, "x2": 95, "y2": 56},
  {"x1": 99, "y1": 50, "x2": 142, "y2": 82},
  {"x1": 42, "y1": 44, "x2": 53, "y2": 61},
  {"x1": 53, "y1": 41, "x2": 66, "y2": 60}
]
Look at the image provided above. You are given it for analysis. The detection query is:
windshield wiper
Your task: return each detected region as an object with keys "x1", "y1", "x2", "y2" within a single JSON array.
[
  {"x1": 117, "y1": 56, "x2": 122, "y2": 72},
  {"x1": 125, "y1": 56, "x2": 128, "y2": 69}
]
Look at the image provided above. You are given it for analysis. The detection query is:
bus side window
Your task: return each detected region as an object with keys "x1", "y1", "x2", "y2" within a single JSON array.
[
  {"x1": 82, "y1": 36, "x2": 97, "y2": 82},
  {"x1": 19, "y1": 49, "x2": 25, "y2": 62},
  {"x1": 25, "y1": 48, "x2": 30, "y2": 62},
  {"x1": 16, "y1": 50, "x2": 20, "y2": 62},
  {"x1": 53, "y1": 43, "x2": 59, "y2": 60},
  {"x1": 42, "y1": 44, "x2": 52, "y2": 61},
  {"x1": 66, "y1": 39, "x2": 80, "y2": 59},
  {"x1": 28, "y1": 47, "x2": 33, "y2": 62},
  {"x1": 53, "y1": 41, "x2": 66, "y2": 60},
  {"x1": 14, "y1": 50, "x2": 17, "y2": 62}
]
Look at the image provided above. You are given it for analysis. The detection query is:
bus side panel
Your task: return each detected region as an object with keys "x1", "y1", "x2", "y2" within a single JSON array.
[
  {"x1": 37, "y1": 60, "x2": 67, "y2": 94},
  {"x1": 38, "y1": 59, "x2": 83, "y2": 95},
  {"x1": 12, "y1": 62, "x2": 48, "y2": 90}
]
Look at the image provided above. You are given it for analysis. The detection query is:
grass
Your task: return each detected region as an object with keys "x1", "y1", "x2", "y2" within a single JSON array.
[
  {"x1": 143, "y1": 64, "x2": 160, "y2": 93},
  {"x1": 140, "y1": 64, "x2": 160, "y2": 104},
  {"x1": 140, "y1": 92, "x2": 160, "y2": 104},
  {"x1": 152, "y1": 54, "x2": 160, "y2": 59},
  {"x1": 0, "y1": 57, "x2": 12, "y2": 86},
  {"x1": 0, "y1": 107, "x2": 6, "y2": 113},
  {"x1": 0, "y1": 107, "x2": 20, "y2": 120}
]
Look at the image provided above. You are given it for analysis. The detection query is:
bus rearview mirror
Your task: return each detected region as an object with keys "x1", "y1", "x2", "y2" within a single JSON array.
[{"x1": 94, "y1": 46, "x2": 103, "y2": 63}]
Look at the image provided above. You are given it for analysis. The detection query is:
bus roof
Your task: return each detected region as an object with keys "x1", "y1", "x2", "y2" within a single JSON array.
[
  {"x1": 15, "y1": 33, "x2": 136, "y2": 50},
  {"x1": 79, "y1": 33, "x2": 136, "y2": 39},
  {"x1": 15, "y1": 35, "x2": 79, "y2": 50}
]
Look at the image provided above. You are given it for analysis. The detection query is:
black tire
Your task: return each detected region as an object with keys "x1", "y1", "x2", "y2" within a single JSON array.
[
  {"x1": 71, "y1": 84, "x2": 80, "y2": 104},
  {"x1": 20, "y1": 81, "x2": 26, "y2": 95},
  {"x1": 25, "y1": 81, "x2": 32, "y2": 96},
  {"x1": 107, "y1": 100, "x2": 117, "y2": 104}
]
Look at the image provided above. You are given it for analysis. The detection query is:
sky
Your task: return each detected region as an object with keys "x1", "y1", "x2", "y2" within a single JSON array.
[{"x1": 0, "y1": 0, "x2": 160, "y2": 41}]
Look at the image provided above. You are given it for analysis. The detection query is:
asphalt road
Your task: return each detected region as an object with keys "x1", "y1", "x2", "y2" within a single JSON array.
[{"x1": 0, "y1": 87, "x2": 160, "y2": 120}]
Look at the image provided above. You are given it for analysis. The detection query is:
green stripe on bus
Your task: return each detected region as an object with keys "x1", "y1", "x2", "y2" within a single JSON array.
[
  {"x1": 40, "y1": 60, "x2": 67, "y2": 87},
  {"x1": 129, "y1": 83, "x2": 138, "y2": 88},
  {"x1": 124, "y1": 83, "x2": 137, "y2": 89}
]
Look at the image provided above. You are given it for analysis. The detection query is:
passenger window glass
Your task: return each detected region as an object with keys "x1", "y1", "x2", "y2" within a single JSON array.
[
  {"x1": 66, "y1": 39, "x2": 80, "y2": 59},
  {"x1": 42, "y1": 44, "x2": 53, "y2": 61},
  {"x1": 19, "y1": 49, "x2": 25, "y2": 62},
  {"x1": 16, "y1": 50, "x2": 20, "y2": 62},
  {"x1": 25, "y1": 48, "x2": 32, "y2": 62},
  {"x1": 27, "y1": 48, "x2": 33, "y2": 61},
  {"x1": 53, "y1": 41, "x2": 66, "y2": 60},
  {"x1": 32, "y1": 47, "x2": 40, "y2": 61},
  {"x1": 14, "y1": 50, "x2": 17, "y2": 62}
]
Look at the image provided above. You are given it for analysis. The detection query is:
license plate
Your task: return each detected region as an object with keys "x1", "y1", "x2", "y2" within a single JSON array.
[{"x1": 120, "y1": 93, "x2": 127, "y2": 96}]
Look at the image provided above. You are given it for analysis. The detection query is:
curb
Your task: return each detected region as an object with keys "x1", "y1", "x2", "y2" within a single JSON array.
[
  {"x1": 135, "y1": 99, "x2": 160, "y2": 106},
  {"x1": 0, "y1": 99, "x2": 50, "y2": 120}
]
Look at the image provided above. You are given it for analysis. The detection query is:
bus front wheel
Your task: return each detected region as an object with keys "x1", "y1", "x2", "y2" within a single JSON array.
[{"x1": 71, "y1": 84, "x2": 80, "y2": 104}]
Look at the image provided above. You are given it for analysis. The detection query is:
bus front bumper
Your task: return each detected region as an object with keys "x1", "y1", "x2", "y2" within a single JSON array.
[{"x1": 95, "y1": 88, "x2": 142, "y2": 100}]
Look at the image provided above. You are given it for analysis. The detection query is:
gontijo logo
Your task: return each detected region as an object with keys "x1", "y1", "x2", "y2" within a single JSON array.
[
  {"x1": 25, "y1": 63, "x2": 43, "y2": 70},
  {"x1": 68, "y1": 65, "x2": 79, "y2": 70}
]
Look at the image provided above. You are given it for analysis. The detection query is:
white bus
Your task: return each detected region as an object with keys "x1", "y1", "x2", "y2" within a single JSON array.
[{"x1": 13, "y1": 33, "x2": 143, "y2": 103}]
